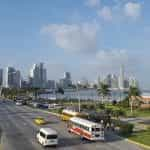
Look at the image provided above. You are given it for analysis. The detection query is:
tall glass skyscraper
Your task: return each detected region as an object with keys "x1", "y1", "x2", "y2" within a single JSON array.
[
  {"x1": 29, "y1": 63, "x2": 47, "y2": 88},
  {"x1": 119, "y1": 65, "x2": 125, "y2": 89}
]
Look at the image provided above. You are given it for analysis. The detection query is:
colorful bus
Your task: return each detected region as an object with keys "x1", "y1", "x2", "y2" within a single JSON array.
[
  {"x1": 68, "y1": 117, "x2": 105, "y2": 141},
  {"x1": 61, "y1": 109, "x2": 88, "y2": 121}
]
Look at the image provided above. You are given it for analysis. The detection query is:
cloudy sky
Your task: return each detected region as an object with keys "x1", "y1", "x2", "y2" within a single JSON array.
[{"x1": 0, "y1": 0, "x2": 150, "y2": 89}]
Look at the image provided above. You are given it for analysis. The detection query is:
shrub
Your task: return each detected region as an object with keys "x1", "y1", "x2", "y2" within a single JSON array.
[
  {"x1": 112, "y1": 100, "x2": 117, "y2": 105},
  {"x1": 98, "y1": 103, "x2": 105, "y2": 109},
  {"x1": 88, "y1": 104, "x2": 96, "y2": 110},
  {"x1": 104, "y1": 108, "x2": 112, "y2": 115},
  {"x1": 118, "y1": 97, "x2": 129, "y2": 108},
  {"x1": 112, "y1": 108, "x2": 126, "y2": 118},
  {"x1": 81, "y1": 104, "x2": 88, "y2": 110},
  {"x1": 119, "y1": 123, "x2": 134, "y2": 136}
]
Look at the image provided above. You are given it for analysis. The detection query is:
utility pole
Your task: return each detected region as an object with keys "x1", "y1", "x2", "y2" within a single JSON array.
[{"x1": 76, "y1": 85, "x2": 80, "y2": 112}]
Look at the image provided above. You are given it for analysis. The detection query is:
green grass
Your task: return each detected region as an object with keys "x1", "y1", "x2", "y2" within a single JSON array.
[
  {"x1": 105, "y1": 104, "x2": 150, "y2": 118},
  {"x1": 125, "y1": 109, "x2": 150, "y2": 118},
  {"x1": 48, "y1": 108, "x2": 62, "y2": 114},
  {"x1": 128, "y1": 129, "x2": 150, "y2": 146}
]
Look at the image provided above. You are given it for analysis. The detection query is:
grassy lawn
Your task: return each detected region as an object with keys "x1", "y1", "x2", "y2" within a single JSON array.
[
  {"x1": 105, "y1": 104, "x2": 150, "y2": 118},
  {"x1": 48, "y1": 108, "x2": 62, "y2": 114},
  {"x1": 125, "y1": 109, "x2": 150, "y2": 118},
  {"x1": 128, "y1": 129, "x2": 150, "y2": 146}
]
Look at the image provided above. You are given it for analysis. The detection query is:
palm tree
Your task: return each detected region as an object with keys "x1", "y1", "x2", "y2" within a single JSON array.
[
  {"x1": 128, "y1": 86, "x2": 141, "y2": 114},
  {"x1": 97, "y1": 82, "x2": 110, "y2": 104}
]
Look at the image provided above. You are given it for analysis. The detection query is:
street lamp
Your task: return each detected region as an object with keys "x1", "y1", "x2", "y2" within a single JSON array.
[{"x1": 76, "y1": 84, "x2": 80, "y2": 112}]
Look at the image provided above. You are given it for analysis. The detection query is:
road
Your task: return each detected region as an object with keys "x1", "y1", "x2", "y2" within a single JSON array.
[{"x1": 0, "y1": 100, "x2": 142, "y2": 150}]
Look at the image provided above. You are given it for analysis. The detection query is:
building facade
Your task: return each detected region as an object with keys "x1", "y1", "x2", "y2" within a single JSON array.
[
  {"x1": 119, "y1": 65, "x2": 125, "y2": 89},
  {"x1": 5, "y1": 67, "x2": 21, "y2": 88},
  {"x1": 29, "y1": 63, "x2": 47, "y2": 88}
]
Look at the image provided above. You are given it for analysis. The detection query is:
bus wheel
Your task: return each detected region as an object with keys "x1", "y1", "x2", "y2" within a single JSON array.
[{"x1": 68, "y1": 130, "x2": 71, "y2": 133}]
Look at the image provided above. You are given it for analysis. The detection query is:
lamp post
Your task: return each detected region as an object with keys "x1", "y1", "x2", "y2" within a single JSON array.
[{"x1": 76, "y1": 84, "x2": 80, "y2": 112}]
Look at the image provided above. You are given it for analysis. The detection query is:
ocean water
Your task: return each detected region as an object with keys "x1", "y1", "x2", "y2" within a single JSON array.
[{"x1": 39, "y1": 89, "x2": 128, "y2": 101}]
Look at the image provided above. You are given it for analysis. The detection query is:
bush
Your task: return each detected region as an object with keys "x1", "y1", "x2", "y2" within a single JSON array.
[
  {"x1": 112, "y1": 100, "x2": 117, "y2": 105},
  {"x1": 104, "y1": 108, "x2": 112, "y2": 115},
  {"x1": 98, "y1": 103, "x2": 105, "y2": 109},
  {"x1": 119, "y1": 123, "x2": 134, "y2": 136},
  {"x1": 88, "y1": 104, "x2": 95, "y2": 110},
  {"x1": 81, "y1": 104, "x2": 88, "y2": 110},
  {"x1": 112, "y1": 108, "x2": 126, "y2": 118},
  {"x1": 118, "y1": 97, "x2": 129, "y2": 108}
]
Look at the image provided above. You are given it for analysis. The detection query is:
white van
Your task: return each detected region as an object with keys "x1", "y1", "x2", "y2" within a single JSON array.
[{"x1": 36, "y1": 128, "x2": 58, "y2": 146}]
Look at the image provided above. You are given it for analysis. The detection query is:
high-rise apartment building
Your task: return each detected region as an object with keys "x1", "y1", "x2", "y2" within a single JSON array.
[
  {"x1": 46, "y1": 80, "x2": 56, "y2": 89},
  {"x1": 119, "y1": 65, "x2": 125, "y2": 89},
  {"x1": 5, "y1": 67, "x2": 21, "y2": 88},
  {"x1": 29, "y1": 63, "x2": 47, "y2": 88},
  {"x1": 59, "y1": 72, "x2": 72, "y2": 89}
]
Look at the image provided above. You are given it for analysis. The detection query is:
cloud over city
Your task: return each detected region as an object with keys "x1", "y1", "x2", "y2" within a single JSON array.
[
  {"x1": 124, "y1": 2, "x2": 142, "y2": 19},
  {"x1": 41, "y1": 23, "x2": 99, "y2": 53}
]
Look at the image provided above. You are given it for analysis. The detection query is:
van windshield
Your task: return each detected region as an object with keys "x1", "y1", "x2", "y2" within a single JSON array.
[{"x1": 47, "y1": 134, "x2": 57, "y2": 139}]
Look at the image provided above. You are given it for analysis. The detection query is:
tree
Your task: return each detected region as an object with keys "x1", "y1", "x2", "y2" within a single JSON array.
[
  {"x1": 128, "y1": 86, "x2": 141, "y2": 114},
  {"x1": 97, "y1": 82, "x2": 110, "y2": 104}
]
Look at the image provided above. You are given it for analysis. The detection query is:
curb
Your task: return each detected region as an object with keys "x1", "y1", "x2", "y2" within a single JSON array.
[
  {"x1": 26, "y1": 106, "x2": 61, "y2": 117},
  {"x1": 108, "y1": 131, "x2": 150, "y2": 150},
  {"x1": 37, "y1": 109, "x2": 61, "y2": 117},
  {"x1": 125, "y1": 139, "x2": 150, "y2": 150}
]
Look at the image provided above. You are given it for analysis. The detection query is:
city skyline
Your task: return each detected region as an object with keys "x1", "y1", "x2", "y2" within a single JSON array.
[
  {"x1": 0, "y1": 0, "x2": 150, "y2": 89},
  {"x1": 0, "y1": 63, "x2": 138, "y2": 90}
]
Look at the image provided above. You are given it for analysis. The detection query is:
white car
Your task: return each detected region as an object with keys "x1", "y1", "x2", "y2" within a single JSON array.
[
  {"x1": 16, "y1": 102, "x2": 22, "y2": 106},
  {"x1": 37, "y1": 128, "x2": 58, "y2": 147}
]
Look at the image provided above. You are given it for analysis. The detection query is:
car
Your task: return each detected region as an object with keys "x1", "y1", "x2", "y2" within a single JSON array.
[
  {"x1": 16, "y1": 101, "x2": 22, "y2": 106},
  {"x1": 36, "y1": 128, "x2": 58, "y2": 147},
  {"x1": 34, "y1": 117, "x2": 47, "y2": 125}
]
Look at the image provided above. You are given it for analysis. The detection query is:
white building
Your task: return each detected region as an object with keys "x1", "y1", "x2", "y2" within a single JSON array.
[{"x1": 119, "y1": 65, "x2": 125, "y2": 89}]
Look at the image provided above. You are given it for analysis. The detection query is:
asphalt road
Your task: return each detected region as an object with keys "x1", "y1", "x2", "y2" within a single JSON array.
[{"x1": 0, "y1": 100, "x2": 142, "y2": 150}]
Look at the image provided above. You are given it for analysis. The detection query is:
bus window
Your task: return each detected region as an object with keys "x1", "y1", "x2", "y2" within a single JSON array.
[
  {"x1": 95, "y1": 128, "x2": 100, "y2": 132},
  {"x1": 92, "y1": 128, "x2": 100, "y2": 132}
]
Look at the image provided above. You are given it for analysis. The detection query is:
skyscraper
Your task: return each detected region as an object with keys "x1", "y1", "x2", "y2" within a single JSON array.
[
  {"x1": 30, "y1": 63, "x2": 47, "y2": 88},
  {"x1": 64, "y1": 72, "x2": 71, "y2": 80},
  {"x1": 5, "y1": 67, "x2": 21, "y2": 88},
  {"x1": 59, "y1": 72, "x2": 72, "y2": 89},
  {"x1": 119, "y1": 65, "x2": 125, "y2": 89}
]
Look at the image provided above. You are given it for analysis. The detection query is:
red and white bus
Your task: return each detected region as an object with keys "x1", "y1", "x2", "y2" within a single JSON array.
[{"x1": 68, "y1": 117, "x2": 104, "y2": 141}]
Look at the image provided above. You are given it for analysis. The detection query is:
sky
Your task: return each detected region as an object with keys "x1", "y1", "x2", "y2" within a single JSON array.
[{"x1": 0, "y1": 0, "x2": 150, "y2": 89}]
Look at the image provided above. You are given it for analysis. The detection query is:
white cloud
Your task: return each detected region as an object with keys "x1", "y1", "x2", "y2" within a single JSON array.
[
  {"x1": 97, "y1": 6, "x2": 113, "y2": 21},
  {"x1": 124, "y1": 2, "x2": 141, "y2": 19},
  {"x1": 41, "y1": 23, "x2": 99, "y2": 53},
  {"x1": 85, "y1": 0, "x2": 100, "y2": 8},
  {"x1": 96, "y1": 50, "x2": 129, "y2": 66}
]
